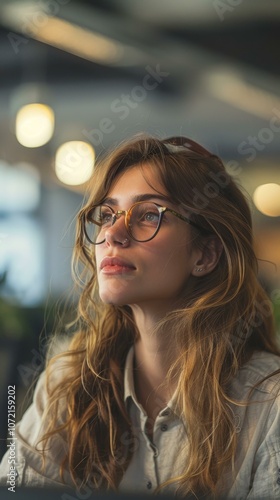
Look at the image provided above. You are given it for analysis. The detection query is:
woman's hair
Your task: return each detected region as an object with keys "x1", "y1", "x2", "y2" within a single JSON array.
[{"x1": 40, "y1": 134, "x2": 280, "y2": 496}]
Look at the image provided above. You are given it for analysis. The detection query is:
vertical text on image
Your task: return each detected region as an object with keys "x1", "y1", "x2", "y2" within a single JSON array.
[{"x1": 7, "y1": 385, "x2": 17, "y2": 492}]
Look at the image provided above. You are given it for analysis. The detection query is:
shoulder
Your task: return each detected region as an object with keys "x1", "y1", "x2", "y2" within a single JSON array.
[
  {"x1": 0, "y1": 336, "x2": 78, "y2": 488},
  {"x1": 232, "y1": 350, "x2": 280, "y2": 399},
  {"x1": 18, "y1": 336, "x2": 75, "y2": 436},
  {"x1": 44, "y1": 334, "x2": 78, "y2": 392}
]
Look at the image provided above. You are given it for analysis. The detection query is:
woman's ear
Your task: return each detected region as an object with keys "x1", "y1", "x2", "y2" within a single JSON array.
[{"x1": 191, "y1": 236, "x2": 223, "y2": 277}]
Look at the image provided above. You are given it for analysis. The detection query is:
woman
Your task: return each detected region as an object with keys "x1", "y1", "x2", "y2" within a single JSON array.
[{"x1": 1, "y1": 135, "x2": 280, "y2": 498}]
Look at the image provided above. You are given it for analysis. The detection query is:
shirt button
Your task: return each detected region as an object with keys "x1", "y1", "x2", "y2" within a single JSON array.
[
  {"x1": 146, "y1": 481, "x2": 152, "y2": 490},
  {"x1": 160, "y1": 423, "x2": 168, "y2": 432}
]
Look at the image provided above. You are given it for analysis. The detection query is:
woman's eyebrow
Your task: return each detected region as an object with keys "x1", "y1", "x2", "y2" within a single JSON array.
[{"x1": 103, "y1": 193, "x2": 172, "y2": 205}]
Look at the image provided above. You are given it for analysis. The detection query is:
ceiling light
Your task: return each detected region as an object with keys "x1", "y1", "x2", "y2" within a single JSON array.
[
  {"x1": 37, "y1": 17, "x2": 124, "y2": 64},
  {"x1": 205, "y1": 69, "x2": 280, "y2": 120},
  {"x1": 15, "y1": 103, "x2": 55, "y2": 148},
  {"x1": 1, "y1": 2, "x2": 126, "y2": 65},
  {"x1": 55, "y1": 141, "x2": 95, "y2": 186}
]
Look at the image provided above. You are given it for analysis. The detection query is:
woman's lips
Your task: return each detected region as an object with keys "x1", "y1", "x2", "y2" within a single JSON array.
[
  {"x1": 100, "y1": 257, "x2": 136, "y2": 274},
  {"x1": 101, "y1": 264, "x2": 136, "y2": 274}
]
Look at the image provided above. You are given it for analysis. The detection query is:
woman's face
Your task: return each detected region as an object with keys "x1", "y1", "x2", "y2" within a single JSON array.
[{"x1": 95, "y1": 164, "x2": 202, "y2": 313}]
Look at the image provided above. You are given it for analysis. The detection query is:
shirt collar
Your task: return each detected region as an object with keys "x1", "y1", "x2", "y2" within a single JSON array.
[
  {"x1": 123, "y1": 345, "x2": 180, "y2": 416},
  {"x1": 124, "y1": 346, "x2": 137, "y2": 405}
]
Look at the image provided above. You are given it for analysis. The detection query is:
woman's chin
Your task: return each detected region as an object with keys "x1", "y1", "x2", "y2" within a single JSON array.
[{"x1": 99, "y1": 290, "x2": 129, "y2": 306}]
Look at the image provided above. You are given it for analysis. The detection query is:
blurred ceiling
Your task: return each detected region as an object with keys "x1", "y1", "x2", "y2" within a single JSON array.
[{"x1": 0, "y1": 0, "x2": 280, "y2": 188}]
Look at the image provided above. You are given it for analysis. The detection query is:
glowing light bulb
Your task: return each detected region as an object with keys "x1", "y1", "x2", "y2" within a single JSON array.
[
  {"x1": 16, "y1": 103, "x2": 55, "y2": 147},
  {"x1": 55, "y1": 141, "x2": 95, "y2": 186}
]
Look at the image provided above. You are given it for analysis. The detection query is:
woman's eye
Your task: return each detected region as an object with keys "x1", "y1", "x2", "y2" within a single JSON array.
[
  {"x1": 146, "y1": 212, "x2": 158, "y2": 221},
  {"x1": 101, "y1": 212, "x2": 112, "y2": 224},
  {"x1": 142, "y1": 211, "x2": 160, "y2": 223}
]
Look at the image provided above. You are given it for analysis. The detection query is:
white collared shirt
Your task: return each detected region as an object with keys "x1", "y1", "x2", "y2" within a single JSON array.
[
  {"x1": 1, "y1": 348, "x2": 280, "y2": 498},
  {"x1": 119, "y1": 348, "x2": 280, "y2": 497},
  {"x1": 119, "y1": 347, "x2": 188, "y2": 494}
]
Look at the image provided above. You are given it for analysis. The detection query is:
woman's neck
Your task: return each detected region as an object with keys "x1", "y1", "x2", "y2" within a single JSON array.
[{"x1": 130, "y1": 304, "x2": 179, "y2": 423}]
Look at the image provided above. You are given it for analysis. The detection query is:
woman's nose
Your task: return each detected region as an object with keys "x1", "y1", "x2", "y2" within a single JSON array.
[{"x1": 104, "y1": 213, "x2": 128, "y2": 246}]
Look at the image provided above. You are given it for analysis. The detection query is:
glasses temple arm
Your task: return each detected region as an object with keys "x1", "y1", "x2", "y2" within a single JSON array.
[{"x1": 166, "y1": 208, "x2": 208, "y2": 233}]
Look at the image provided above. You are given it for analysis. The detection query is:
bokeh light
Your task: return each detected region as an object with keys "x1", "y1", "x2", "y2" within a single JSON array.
[
  {"x1": 55, "y1": 141, "x2": 95, "y2": 186},
  {"x1": 15, "y1": 103, "x2": 55, "y2": 148}
]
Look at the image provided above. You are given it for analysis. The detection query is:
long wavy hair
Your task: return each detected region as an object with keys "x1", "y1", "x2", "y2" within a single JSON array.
[{"x1": 40, "y1": 134, "x2": 280, "y2": 496}]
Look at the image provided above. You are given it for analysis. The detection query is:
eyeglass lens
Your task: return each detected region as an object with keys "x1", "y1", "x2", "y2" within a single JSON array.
[{"x1": 84, "y1": 202, "x2": 162, "y2": 244}]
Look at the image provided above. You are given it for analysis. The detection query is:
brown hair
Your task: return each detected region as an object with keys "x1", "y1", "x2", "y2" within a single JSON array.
[{"x1": 40, "y1": 134, "x2": 280, "y2": 496}]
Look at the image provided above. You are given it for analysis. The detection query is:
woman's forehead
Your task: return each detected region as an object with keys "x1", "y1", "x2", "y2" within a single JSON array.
[{"x1": 107, "y1": 162, "x2": 167, "y2": 197}]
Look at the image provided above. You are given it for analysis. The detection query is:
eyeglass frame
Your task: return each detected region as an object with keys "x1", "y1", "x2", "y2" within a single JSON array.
[
  {"x1": 81, "y1": 135, "x2": 216, "y2": 245},
  {"x1": 82, "y1": 201, "x2": 207, "y2": 245}
]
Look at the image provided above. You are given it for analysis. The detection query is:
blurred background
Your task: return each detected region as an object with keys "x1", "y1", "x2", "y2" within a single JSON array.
[{"x1": 0, "y1": 0, "x2": 280, "y2": 457}]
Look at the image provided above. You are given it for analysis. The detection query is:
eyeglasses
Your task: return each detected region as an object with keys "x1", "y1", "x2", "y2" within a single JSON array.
[{"x1": 82, "y1": 201, "x2": 205, "y2": 245}]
